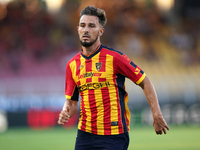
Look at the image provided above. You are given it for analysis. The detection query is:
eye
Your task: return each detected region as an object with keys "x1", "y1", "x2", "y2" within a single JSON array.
[
  {"x1": 80, "y1": 23, "x2": 85, "y2": 27},
  {"x1": 89, "y1": 24, "x2": 95, "y2": 28}
]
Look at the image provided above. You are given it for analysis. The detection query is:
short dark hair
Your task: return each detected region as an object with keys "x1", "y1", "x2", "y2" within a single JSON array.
[{"x1": 80, "y1": 6, "x2": 107, "y2": 27}]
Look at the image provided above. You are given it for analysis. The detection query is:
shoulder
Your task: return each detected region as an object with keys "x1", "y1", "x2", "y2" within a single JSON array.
[
  {"x1": 101, "y1": 45, "x2": 124, "y2": 57},
  {"x1": 101, "y1": 45, "x2": 131, "y2": 62},
  {"x1": 101, "y1": 45, "x2": 134, "y2": 65}
]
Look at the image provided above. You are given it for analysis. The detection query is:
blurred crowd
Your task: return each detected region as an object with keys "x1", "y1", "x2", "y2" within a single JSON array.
[{"x1": 0, "y1": 0, "x2": 200, "y2": 77}]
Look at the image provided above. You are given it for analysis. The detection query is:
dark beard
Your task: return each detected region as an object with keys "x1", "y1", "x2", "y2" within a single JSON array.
[{"x1": 80, "y1": 34, "x2": 98, "y2": 47}]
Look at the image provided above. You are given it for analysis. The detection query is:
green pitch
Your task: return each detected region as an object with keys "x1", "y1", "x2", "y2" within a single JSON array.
[{"x1": 0, "y1": 125, "x2": 200, "y2": 150}]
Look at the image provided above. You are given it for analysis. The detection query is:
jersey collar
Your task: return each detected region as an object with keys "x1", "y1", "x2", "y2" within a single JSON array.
[{"x1": 81, "y1": 44, "x2": 102, "y2": 60}]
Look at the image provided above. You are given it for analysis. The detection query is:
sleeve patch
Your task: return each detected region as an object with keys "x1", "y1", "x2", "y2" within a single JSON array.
[{"x1": 134, "y1": 67, "x2": 140, "y2": 75}]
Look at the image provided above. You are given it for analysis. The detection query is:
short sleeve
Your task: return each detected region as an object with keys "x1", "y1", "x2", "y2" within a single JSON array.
[
  {"x1": 65, "y1": 62, "x2": 79, "y2": 101},
  {"x1": 115, "y1": 53, "x2": 146, "y2": 85}
]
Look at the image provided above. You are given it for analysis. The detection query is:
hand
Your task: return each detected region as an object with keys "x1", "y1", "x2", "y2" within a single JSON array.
[
  {"x1": 153, "y1": 115, "x2": 169, "y2": 135},
  {"x1": 57, "y1": 105, "x2": 70, "y2": 125}
]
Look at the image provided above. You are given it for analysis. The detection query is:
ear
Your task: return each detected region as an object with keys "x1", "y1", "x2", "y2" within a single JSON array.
[
  {"x1": 77, "y1": 26, "x2": 79, "y2": 31},
  {"x1": 99, "y1": 28, "x2": 105, "y2": 36}
]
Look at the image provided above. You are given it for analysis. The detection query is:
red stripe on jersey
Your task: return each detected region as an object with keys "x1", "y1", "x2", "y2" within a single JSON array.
[
  {"x1": 86, "y1": 59, "x2": 92, "y2": 72},
  {"x1": 98, "y1": 51, "x2": 106, "y2": 72},
  {"x1": 113, "y1": 76, "x2": 123, "y2": 133},
  {"x1": 98, "y1": 78, "x2": 106, "y2": 82},
  {"x1": 76, "y1": 55, "x2": 81, "y2": 76},
  {"x1": 86, "y1": 78, "x2": 92, "y2": 83},
  {"x1": 89, "y1": 90, "x2": 97, "y2": 134},
  {"x1": 86, "y1": 59, "x2": 92, "y2": 83},
  {"x1": 101, "y1": 87, "x2": 111, "y2": 135},
  {"x1": 81, "y1": 97, "x2": 86, "y2": 132}
]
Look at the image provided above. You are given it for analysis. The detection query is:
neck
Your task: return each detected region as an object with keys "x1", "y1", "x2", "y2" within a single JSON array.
[{"x1": 82, "y1": 41, "x2": 101, "y2": 56}]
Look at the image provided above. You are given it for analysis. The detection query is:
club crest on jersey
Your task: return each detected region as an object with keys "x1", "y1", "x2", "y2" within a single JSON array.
[{"x1": 95, "y1": 62, "x2": 102, "y2": 71}]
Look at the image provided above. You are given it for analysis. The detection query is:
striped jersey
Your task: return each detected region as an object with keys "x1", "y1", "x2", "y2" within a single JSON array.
[{"x1": 65, "y1": 44, "x2": 146, "y2": 135}]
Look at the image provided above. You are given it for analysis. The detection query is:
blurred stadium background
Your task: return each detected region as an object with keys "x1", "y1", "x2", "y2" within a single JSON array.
[{"x1": 0, "y1": 0, "x2": 200, "y2": 149}]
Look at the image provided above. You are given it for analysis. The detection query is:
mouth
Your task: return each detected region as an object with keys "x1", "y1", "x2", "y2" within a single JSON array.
[{"x1": 82, "y1": 34, "x2": 90, "y2": 40}]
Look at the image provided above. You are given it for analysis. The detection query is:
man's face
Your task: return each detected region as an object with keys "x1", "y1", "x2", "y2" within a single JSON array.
[{"x1": 78, "y1": 15, "x2": 104, "y2": 47}]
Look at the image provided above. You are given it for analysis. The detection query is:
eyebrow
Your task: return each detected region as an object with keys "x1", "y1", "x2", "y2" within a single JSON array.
[
  {"x1": 80, "y1": 22, "x2": 96, "y2": 25},
  {"x1": 79, "y1": 22, "x2": 96, "y2": 26}
]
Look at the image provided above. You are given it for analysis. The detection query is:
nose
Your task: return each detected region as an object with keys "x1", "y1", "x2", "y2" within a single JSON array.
[{"x1": 83, "y1": 26, "x2": 89, "y2": 32}]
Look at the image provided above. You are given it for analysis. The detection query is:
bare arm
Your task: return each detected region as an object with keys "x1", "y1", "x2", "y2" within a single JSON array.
[
  {"x1": 139, "y1": 76, "x2": 169, "y2": 134},
  {"x1": 57, "y1": 99, "x2": 78, "y2": 125}
]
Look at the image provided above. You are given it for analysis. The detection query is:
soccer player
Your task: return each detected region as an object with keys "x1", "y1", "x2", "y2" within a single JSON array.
[{"x1": 58, "y1": 6, "x2": 169, "y2": 150}]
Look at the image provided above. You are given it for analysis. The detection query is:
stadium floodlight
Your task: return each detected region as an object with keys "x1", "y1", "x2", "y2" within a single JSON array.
[
  {"x1": 0, "y1": 0, "x2": 12, "y2": 4},
  {"x1": 43, "y1": 0, "x2": 64, "y2": 13},
  {"x1": 156, "y1": 0, "x2": 174, "y2": 11}
]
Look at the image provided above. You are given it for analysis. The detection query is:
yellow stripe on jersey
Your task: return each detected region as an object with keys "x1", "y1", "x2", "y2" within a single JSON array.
[
  {"x1": 94, "y1": 89, "x2": 104, "y2": 135},
  {"x1": 77, "y1": 56, "x2": 87, "y2": 84},
  {"x1": 124, "y1": 93, "x2": 131, "y2": 131},
  {"x1": 67, "y1": 60, "x2": 76, "y2": 100},
  {"x1": 69, "y1": 59, "x2": 77, "y2": 82},
  {"x1": 106, "y1": 54, "x2": 119, "y2": 134},
  {"x1": 78, "y1": 56, "x2": 92, "y2": 132},
  {"x1": 83, "y1": 90, "x2": 92, "y2": 133},
  {"x1": 92, "y1": 53, "x2": 104, "y2": 134}
]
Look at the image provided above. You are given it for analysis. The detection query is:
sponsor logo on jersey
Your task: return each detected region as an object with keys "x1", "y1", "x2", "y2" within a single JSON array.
[
  {"x1": 78, "y1": 81, "x2": 110, "y2": 92},
  {"x1": 78, "y1": 72, "x2": 102, "y2": 80}
]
